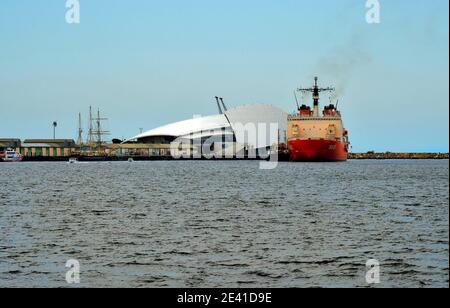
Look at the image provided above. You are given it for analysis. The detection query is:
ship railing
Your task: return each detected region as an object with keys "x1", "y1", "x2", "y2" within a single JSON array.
[{"x1": 288, "y1": 115, "x2": 342, "y2": 121}]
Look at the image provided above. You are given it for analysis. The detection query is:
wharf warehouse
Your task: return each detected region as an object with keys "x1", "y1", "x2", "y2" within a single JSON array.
[
  {"x1": 0, "y1": 139, "x2": 76, "y2": 158},
  {"x1": 123, "y1": 104, "x2": 288, "y2": 158},
  {"x1": 19, "y1": 139, "x2": 76, "y2": 158}
]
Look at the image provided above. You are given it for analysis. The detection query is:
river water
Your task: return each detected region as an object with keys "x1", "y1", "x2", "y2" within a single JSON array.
[{"x1": 0, "y1": 160, "x2": 448, "y2": 288}]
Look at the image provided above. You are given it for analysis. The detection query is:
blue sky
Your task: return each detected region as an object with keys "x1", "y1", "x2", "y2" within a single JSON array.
[{"x1": 0, "y1": 0, "x2": 448, "y2": 152}]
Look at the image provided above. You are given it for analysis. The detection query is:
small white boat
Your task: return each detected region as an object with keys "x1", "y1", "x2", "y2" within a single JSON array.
[
  {"x1": 1, "y1": 149, "x2": 23, "y2": 162},
  {"x1": 68, "y1": 157, "x2": 78, "y2": 164},
  {"x1": 128, "y1": 158, "x2": 134, "y2": 163}
]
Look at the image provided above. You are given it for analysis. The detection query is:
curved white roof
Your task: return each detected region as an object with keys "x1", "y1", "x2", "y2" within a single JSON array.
[
  {"x1": 127, "y1": 114, "x2": 230, "y2": 141},
  {"x1": 125, "y1": 104, "x2": 288, "y2": 148}
]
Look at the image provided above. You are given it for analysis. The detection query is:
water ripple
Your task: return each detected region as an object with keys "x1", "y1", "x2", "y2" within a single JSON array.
[{"x1": 0, "y1": 160, "x2": 448, "y2": 288}]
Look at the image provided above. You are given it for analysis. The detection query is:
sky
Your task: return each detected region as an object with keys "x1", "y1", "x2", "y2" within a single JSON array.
[{"x1": 0, "y1": 0, "x2": 448, "y2": 152}]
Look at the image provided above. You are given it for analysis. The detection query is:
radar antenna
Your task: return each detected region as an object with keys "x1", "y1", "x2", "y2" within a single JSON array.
[
  {"x1": 294, "y1": 91, "x2": 300, "y2": 110},
  {"x1": 297, "y1": 77, "x2": 335, "y2": 116}
]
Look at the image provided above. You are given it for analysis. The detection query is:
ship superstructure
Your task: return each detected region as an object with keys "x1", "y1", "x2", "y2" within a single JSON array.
[{"x1": 287, "y1": 77, "x2": 349, "y2": 162}]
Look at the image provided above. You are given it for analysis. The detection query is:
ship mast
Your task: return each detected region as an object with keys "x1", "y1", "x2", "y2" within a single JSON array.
[
  {"x1": 77, "y1": 112, "x2": 83, "y2": 150},
  {"x1": 87, "y1": 106, "x2": 94, "y2": 154},
  {"x1": 93, "y1": 108, "x2": 110, "y2": 154},
  {"x1": 84, "y1": 107, "x2": 110, "y2": 155},
  {"x1": 298, "y1": 77, "x2": 335, "y2": 117}
]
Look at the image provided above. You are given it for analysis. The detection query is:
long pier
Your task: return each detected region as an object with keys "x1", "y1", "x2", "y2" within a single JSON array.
[{"x1": 348, "y1": 152, "x2": 449, "y2": 160}]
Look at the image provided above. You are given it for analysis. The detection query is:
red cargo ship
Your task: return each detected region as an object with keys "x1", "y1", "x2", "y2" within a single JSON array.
[{"x1": 287, "y1": 77, "x2": 350, "y2": 162}]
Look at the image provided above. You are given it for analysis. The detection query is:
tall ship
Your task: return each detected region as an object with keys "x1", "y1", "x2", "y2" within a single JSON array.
[{"x1": 287, "y1": 77, "x2": 349, "y2": 162}]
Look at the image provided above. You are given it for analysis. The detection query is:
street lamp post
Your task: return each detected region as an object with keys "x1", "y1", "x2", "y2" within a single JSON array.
[{"x1": 53, "y1": 121, "x2": 58, "y2": 139}]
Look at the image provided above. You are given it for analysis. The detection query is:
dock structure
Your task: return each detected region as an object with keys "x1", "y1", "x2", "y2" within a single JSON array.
[
  {"x1": 105, "y1": 143, "x2": 172, "y2": 158},
  {"x1": 0, "y1": 139, "x2": 76, "y2": 161},
  {"x1": 348, "y1": 152, "x2": 449, "y2": 160},
  {"x1": 1, "y1": 138, "x2": 449, "y2": 162},
  {"x1": 20, "y1": 139, "x2": 77, "y2": 159}
]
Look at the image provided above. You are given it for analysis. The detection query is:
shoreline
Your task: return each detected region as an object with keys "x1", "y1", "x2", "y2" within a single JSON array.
[
  {"x1": 1, "y1": 153, "x2": 448, "y2": 162},
  {"x1": 348, "y1": 152, "x2": 449, "y2": 160}
]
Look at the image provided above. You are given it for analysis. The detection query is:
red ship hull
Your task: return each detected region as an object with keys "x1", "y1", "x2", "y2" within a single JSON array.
[{"x1": 288, "y1": 139, "x2": 348, "y2": 162}]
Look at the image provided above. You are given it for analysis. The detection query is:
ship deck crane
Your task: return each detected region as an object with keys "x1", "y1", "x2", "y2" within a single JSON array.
[{"x1": 214, "y1": 97, "x2": 228, "y2": 114}]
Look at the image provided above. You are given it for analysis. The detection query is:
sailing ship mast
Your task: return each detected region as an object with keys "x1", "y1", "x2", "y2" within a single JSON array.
[
  {"x1": 92, "y1": 108, "x2": 110, "y2": 154},
  {"x1": 87, "y1": 106, "x2": 95, "y2": 154},
  {"x1": 77, "y1": 112, "x2": 83, "y2": 150}
]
